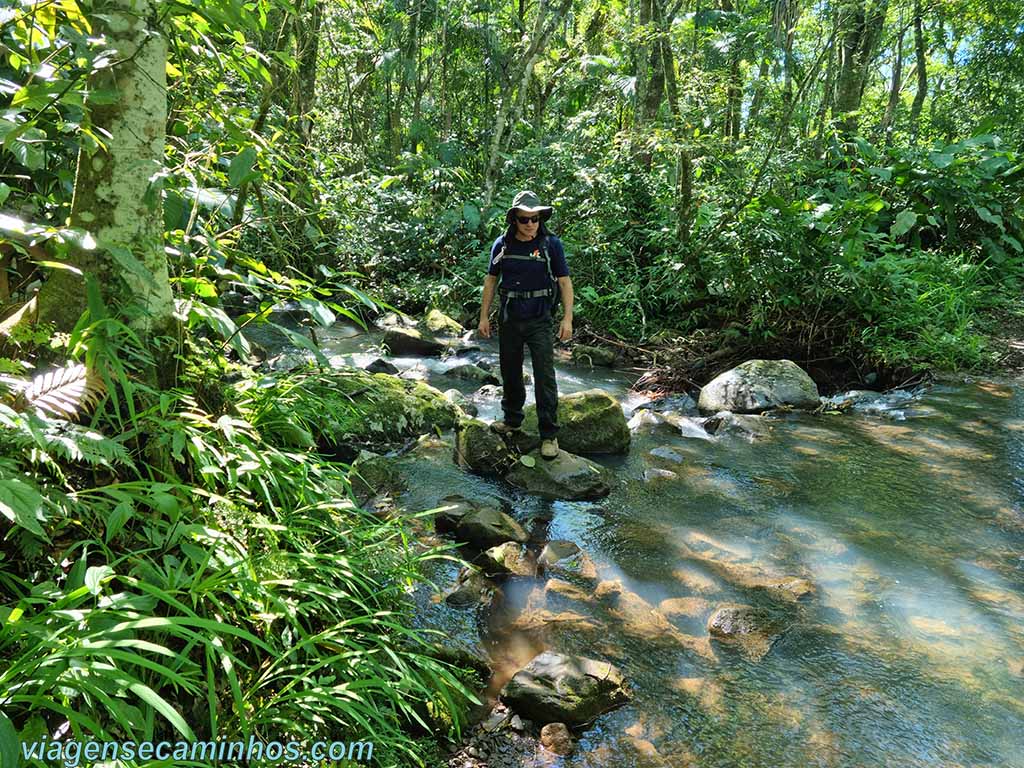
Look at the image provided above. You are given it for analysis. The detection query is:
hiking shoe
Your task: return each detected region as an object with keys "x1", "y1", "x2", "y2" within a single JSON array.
[
  {"x1": 490, "y1": 420, "x2": 522, "y2": 435},
  {"x1": 540, "y1": 438, "x2": 559, "y2": 459}
]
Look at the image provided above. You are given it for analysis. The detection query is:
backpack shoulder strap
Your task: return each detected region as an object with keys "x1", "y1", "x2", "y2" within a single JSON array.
[{"x1": 493, "y1": 235, "x2": 507, "y2": 272}]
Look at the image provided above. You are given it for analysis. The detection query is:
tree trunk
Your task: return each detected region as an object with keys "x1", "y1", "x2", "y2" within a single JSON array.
[
  {"x1": 908, "y1": 0, "x2": 927, "y2": 142},
  {"x1": 745, "y1": 57, "x2": 770, "y2": 138},
  {"x1": 833, "y1": 0, "x2": 890, "y2": 136},
  {"x1": 37, "y1": 0, "x2": 173, "y2": 337},
  {"x1": 293, "y1": 0, "x2": 322, "y2": 148},
  {"x1": 879, "y1": 16, "x2": 904, "y2": 145}
]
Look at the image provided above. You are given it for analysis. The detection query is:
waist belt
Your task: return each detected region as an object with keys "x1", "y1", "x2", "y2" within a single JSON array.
[{"x1": 500, "y1": 288, "x2": 554, "y2": 299}]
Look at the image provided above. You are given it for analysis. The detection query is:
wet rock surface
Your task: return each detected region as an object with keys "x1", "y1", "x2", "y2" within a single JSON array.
[
  {"x1": 383, "y1": 326, "x2": 446, "y2": 356},
  {"x1": 506, "y1": 450, "x2": 612, "y2": 500},
  {"x1": 454, "y1": 419, "x2": 516, "y2": 477},
  {"x1": 500, "y1": 651, "x2": 630, "y2": 726}
]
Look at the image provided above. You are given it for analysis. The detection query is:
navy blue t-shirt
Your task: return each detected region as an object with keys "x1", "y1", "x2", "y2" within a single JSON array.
[{"x1": 488, "y1": 234, "x2": 569, "y2": 320}]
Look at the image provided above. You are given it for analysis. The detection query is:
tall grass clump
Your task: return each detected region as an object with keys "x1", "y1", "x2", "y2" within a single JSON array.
[{"x1": 0, "y1": 309, "x2": 473, "y2": 767}]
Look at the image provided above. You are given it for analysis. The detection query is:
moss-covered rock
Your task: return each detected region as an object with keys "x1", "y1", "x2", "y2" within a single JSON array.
[
  {"x1": 522, "y1": 389, "x2": 630, "y2": 455},
  {"x1": 349, "y1": 450, "x2": 406, "y2": 503},
  {"x1": 424, "y1": 308, "x2": 464, "y2": 335},
  {"x1": 698, "y1": 359, "x2": 820, "y2": 414},
  {"x1": 242, "y1": 367, "x2": 457, "y2": 452},
  {"x1": 454, "y1": 418, "x2": 515, "y2": 476}
]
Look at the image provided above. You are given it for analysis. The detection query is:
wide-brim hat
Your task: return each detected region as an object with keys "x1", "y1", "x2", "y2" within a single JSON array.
[{"x1": 506, "y1": 190, "x2": 553, "y2": 223}]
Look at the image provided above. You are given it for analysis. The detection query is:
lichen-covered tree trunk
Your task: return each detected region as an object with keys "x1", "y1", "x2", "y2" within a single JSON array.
[
  {"x1": 833, "y1": 0, "x2": 890, "y2": 136},
  {"x1": 37, "y1": 0, "x2": 173, "y2": 335}
]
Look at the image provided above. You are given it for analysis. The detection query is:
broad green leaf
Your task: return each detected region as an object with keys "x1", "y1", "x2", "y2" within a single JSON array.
[
  {"x1": 890, "y1": 210, "x2": 917, "y2": 237},
  {"x1": 929, "y1": 153, "x2": 954, "y2": 168},
  {"x1": 228, "y1": 147, "x2": 258, "y2": 186},
  {"x1": 0, "y1": 182, "x2": 9, "y2": 206},
  {"x1": 128, "y1": 682, "x2": 196, "y2": 740},
  {"x1": 520, "y1": 455, "x2": 536, "y2": 467},
  {"x1": 105, "y1": 500, "x2": 133, "y2": 543},
  {"x1": 0, "y1": 477, "x2": 44, "y2": 536},
  {"x1": 0, "y1": 713, "x2": 17, "y2": 768},
  {"x1": 269, "y1": 322, "x2": 329, "y2": 366},
  {"x1": 975, "y1": 206, "x2": 1002, "y2": 227},
  {"x1": 298, "y1": 298, "x2": 336, "y2": 327},
  {"x1": 84, "y1": 565, "x2": 114, "y2": 595}
]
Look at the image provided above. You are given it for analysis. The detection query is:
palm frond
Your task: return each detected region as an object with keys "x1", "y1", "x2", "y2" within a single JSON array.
[{"x1": 20, "y1": 363, "x2": 105, "y2": 419}]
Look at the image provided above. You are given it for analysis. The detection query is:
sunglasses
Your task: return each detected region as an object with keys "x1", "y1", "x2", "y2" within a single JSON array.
[{"x1": 516, "y1": 215, "x2": 541, "y2": 224}]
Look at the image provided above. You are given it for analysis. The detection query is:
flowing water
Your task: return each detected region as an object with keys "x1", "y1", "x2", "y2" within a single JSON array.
[{"x1": 320, "y1": 323, "x2": 1024, "y2": 768}]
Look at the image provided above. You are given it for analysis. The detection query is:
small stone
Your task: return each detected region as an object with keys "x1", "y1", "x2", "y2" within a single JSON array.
[
  {"x1": 540, "y1": 723, "x2": 574, "y2": 756},
  {"x1": 649, "y1": 446, "x2": 684, "y2": 463},
  {"x1": 365, "y1": 357, "x2": 399, "y2": 375},
  {"x1": 509, "y1": 715, "x2": 524, "y2": 732},
  {"x1": 643, "y1": 468, "x2": 678, "y2": 482}
]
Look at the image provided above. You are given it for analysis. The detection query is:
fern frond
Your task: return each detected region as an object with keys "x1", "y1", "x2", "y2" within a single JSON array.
[{"x1": 22, "y1": 364, "x2": 106, "y2": 419}]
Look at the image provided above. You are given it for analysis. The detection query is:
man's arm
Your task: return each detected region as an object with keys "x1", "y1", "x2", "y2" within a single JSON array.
[
  {"x1": 557, "y1": 276, "x2": 574, "y2": 341},
  {"x1": 478, "y1": 274, "x2": 498, "y2": 338}
]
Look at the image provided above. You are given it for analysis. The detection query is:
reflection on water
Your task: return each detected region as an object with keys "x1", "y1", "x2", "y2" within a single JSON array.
[{"x1": 320, "y1": 323, "x2": 1024, "y2": 767}]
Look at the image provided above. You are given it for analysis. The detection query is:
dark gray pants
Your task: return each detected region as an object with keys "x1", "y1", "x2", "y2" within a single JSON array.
[{"x1": 498, "y1": 314, "x2": 559, "y2": 439}]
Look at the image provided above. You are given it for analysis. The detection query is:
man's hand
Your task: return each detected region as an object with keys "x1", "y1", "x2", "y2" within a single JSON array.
[
  {"x1": 478, "y1": 317, "x2": 491, "y2": 338},
  {"x1": 557, "y1": 317, "x2": 573, "y2": 341}
]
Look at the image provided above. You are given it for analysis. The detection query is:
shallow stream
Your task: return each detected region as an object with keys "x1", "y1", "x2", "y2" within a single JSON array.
[{"x1": 320, "y1": 323, "x2": 1024, "y2": 768}]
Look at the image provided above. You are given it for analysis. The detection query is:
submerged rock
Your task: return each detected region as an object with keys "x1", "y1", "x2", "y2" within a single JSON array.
[
  {"x1": 506, "y1": 450, "x2": 611, "y2": 500},
  {"x1": 500, "y1": 651, "x2": 629, "y2": 726},
  {"x1": 540, "y1": 723, "x2": 574, "y2": 756},
  {"x1": 707, "y1": 604, "x2": 782, "y2": 661},
  {"x1": 523, "y1": 389, "x2": 631, "y2": 454},
  {"x1": 424, "y1": 308, "x2": 464, "y2": 335},
  {"x1": 703, "y1": 411, "x2": 772, "y2": 439},
  {"x1": 643, "y1": 468, "x2": 678, "y2": 483},
  {"x1": 698, "y1": 359, "x2": 819, "y2": 414},
  {"x1": 444, "y1": 567, "x2": 503, "y2": 610},
  {"x1": 383, "y1": 327, "x2": 446, "y2": 356},
  {"x1": 481, "y1": 542, "x2": 537, "y2": 578},
  {"x1": 348, "y1": 450, "x2": 405, "y2": 503},
  {"x1": 454, "y1": 419, "x2": 516, "y2": 477},
  {"x1": 539, "y1": 540, "x2": 599, "y2": 580},
  {"x1": 648, "y1": 446, "x2": 685, "y2": 463}
]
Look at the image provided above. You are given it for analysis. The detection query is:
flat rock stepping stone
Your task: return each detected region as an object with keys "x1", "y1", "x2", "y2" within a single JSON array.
[
  {"x1": 506, "y1": 450, "x2": 611, "y2": 500},
  {"x1": 500, "y1": 650, "x2": 629, "y2": 726}
]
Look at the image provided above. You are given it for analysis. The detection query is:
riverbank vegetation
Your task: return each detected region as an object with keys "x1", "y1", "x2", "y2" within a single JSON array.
[{"x1": 1, "y1": 0, "x2": 1022, "y2": 764}]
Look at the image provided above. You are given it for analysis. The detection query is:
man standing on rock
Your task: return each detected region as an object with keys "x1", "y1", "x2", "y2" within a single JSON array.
[{"x1": 477, "y1": 191, "x2": 574, "y2": 460}]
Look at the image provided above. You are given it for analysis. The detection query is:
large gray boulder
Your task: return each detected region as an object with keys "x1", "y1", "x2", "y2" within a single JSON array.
[
  {"x1": 698, "y1": 359, "x2": 819, "y2": 414},
  {"x1": 454, "y1": 418, "x2": 516, "y2": 477},
  {"x1": 506, "y1": 450, "x2": 611, "y2": 500},
  {"x1": 500, "y1": 651, "x2": 629, "y2": 726},
  {"x1": 522, "y1": 389, "x2": 630, "y2": 454},
  {"x1": 383, "y1": 327, "x2": 445, "y2": 356}
]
